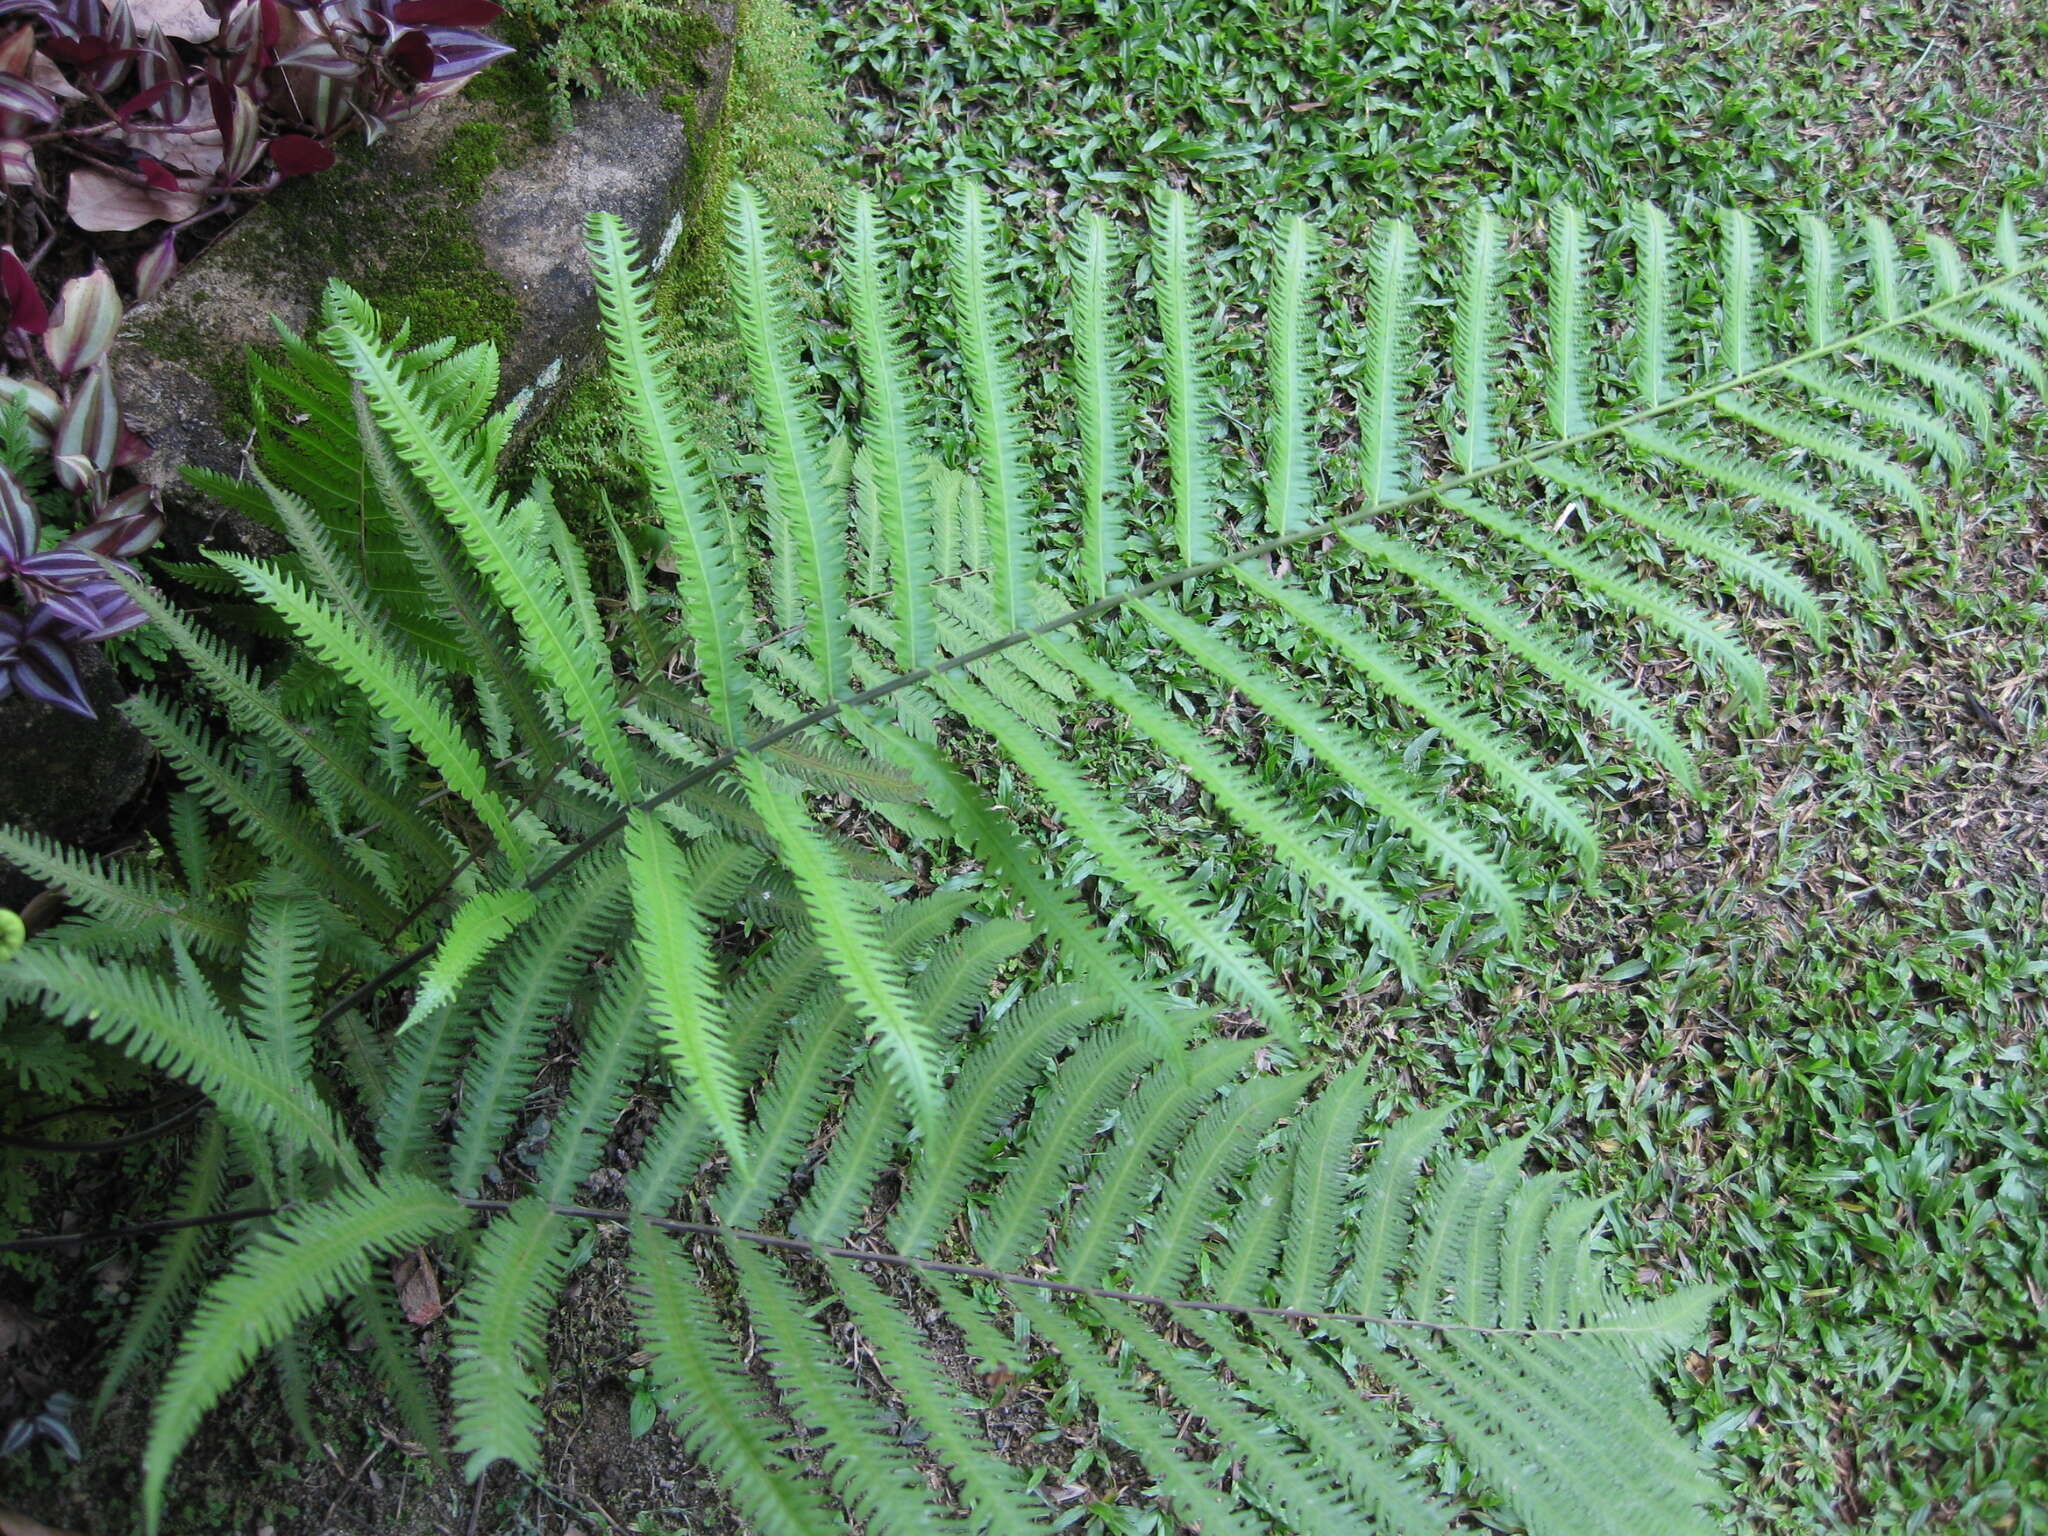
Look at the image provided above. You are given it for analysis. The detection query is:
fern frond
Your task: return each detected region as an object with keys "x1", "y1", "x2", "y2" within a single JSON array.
[
  {"x1": 141, "y1": 1178, "x2": 465, "y2": 1531},
  {"x1": 353, "y1": 389, "x2": 562, "y2": 772},
  {"x1": 1799, "y1": 211, "x2": 1842, "y2": 348},
  {"x1": 728, "y1": 185, "x2": 853, "y2": 699},
  {"x1": 1440, "y1": 488, "x2": 1770, "y2": 707},
  {"x1": 718, "y1": 995, "x2": 860, "y2": 1226},
  {"x1": 534, "y1": 957, "x2": 653, "y2": 1204},
  {"x1": 728, "y1": 1243, "x2": 951, "y2": 1536},
  {"x1": 397, "y1": 885, "x2": 536, "y2": 1034},
  {"x1": 1232, "y1": 564, "x2": 1602, "y2": 872},
  {"x1": 1263, "y1": 215, "x2": 1320, "y2": 537},
  {"x1": 1213, "y1": 1314, "x2": 1453, "y2": 1533},
  {"x1": 1631, "y1": 201, "x2": 1675, "y2": 406},
  {"x1": 1341, "y1": 1102, "x2": 1458, "y2": 1314},
  {"x1": 947, "y1": 181, "x2": 1040, "y2": 629},
  {"x1": 115, "y1": 574, "x2": 449, "y2": 873},
  {"x1": 1032, "y1": 624, "x2": 1421, "y2": 973},
  {"x1": 3, "y1": 946, "x2": 359, "y2": 1173},
  {"x1": 1713, "y1": 391, "x2": 1932, "y2": 525},
  {"x1": 1007, "y1": 1291, "x2": 1261, "y2": 1536},
  {"x1": 630, "y1": 1228, "x2": 839, "y2": 1536},
  {"x1": 327, "y1": 311, "x2": 640, "y2": 798},
  {"x1": 1620, "y1": 424, "x2": 1886, "y2": 592},
  {"x1": 0, "y1": 824, "x2": 240, "y2": 957},
  {"x1": 1450, "y1": 203, "x2": 1509, "y2": 471},
  {"x1": 1105, "y1": 1298, "x2": 1368, "y2": 1532},
  {"x1": 123, "y1": 690, "x2": 398, "y2": 928},
  {"x1": 738, "y1": 754, "x2": 940, "y2": 1119},
  {"x1": 976, "y1": 1022, "x2": 1159, "y2": 1267},
  {"x1": 792, "y1": 1069, "x2": 909, "y2": 1243},
  {"x1": 449, "y1": 1197, "x2": 570, "y2": 1477},
  {"x1": 1862, "y1": 211, "x2": 1905, "y2": 321},
  {"x1": 1357, "y1": 218, "x2": 1422, "y2": 504},
  {"x1": 1783, "y1": 359, "x2": 1975, "y2": 476},
  {"x1": 1151, "y1": 187, "x2": 1221, "y2": 565},
  {"x1": 626, "y1": 810, "x2": 748, "y2": 1162},
  {"x1": 1130, "y1": 1069, "x2": 1300, "y2": 1296},
  {"x1": 347, "y1": 1271, "x2": 446, "y2": 1468},
  {"x1": 1139, "y1": 597, "x2": 1525, "y2": 937},
  {"x1": 1072, "y1": 211, "x2": 1131, "y2": 593},
  {"x1": 92, "y1": 1116, "x2": 228, "y2": 1421},
  {"x1": 1536, "y1": 460, "x2": 1827, "y2": 638},
  {"x1": 209, "y1": 552, "x2": 528, "y2": 860},
  {"x1": 826, "y1": 1262, "x2": 1049, "y2": 1535},
  {"x1": 1546, "y1": 202, "x2": 1594, "y2": 439},
  {"x1": 935, "y1": 672, "x2": 1304, "y2": 1036},
  {"x1": 374, "y1": 979, "x2": 470, "y2": 1180},
  {"x1": 842, "y1": 190, "x2": 938, "y2": 668},
  {"x1": 242, "y1": 888, "x2": 322, "y2": 1079},
  {"x1": 890, "y1": 983, "x2": 1110, "y2": 1256},
  {"x1": 1210, "y1": 1131, "x2": 1294, "y2": 1303},
  {"x1": 1278, "y1": 1063, "x2": 1372, "y2": 1310},
  {"x1": 1054, "y1": 1041, "x2": 1259, "y2": 1284},
  {"x1": 1719, "y1": 206, "x2": 1761, "y2": 374},
  {"x1": 449, "y1": 858, "x2": 630, "y2": 1194}
]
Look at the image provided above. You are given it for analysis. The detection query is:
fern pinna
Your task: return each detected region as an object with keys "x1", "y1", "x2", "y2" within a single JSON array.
[{"x1": 4, "y1": 184, "x2": 2046, "y2": 1533}]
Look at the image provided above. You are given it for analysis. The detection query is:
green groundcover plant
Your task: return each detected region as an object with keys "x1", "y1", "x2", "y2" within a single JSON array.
[{"x1": 2, "y1": 181, "x2": 2044, "y2": 1533}]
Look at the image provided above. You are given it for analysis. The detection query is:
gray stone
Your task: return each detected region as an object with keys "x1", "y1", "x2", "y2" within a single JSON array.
[
  {"x1": 112, "y1": 8, "x2": 734, "y2": 500},
  {"x1": 0, "y1": 647, "x2": 154, "y2": 908}
]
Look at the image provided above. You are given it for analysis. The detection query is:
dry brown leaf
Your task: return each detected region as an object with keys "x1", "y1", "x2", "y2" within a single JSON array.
[
  {"x1": 65, "y1": 168, "x2": 202, "y2": 231},
  {"x1": 109, "y1": 0, "x2": 216, "y2": 41},
  {"x1": 118, "y1": 103, "x2": 224, "y2": 178},
  {"x1": 391, "y1": 1246, "x2": 444, "y2": 1325},
  {"x1": 0, "y1": 1507, "x2": 88, "y2": 1536}
]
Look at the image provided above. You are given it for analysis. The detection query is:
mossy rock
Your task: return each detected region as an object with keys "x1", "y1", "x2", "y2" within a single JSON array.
[{"x1": 114, "y1": 5, "x2": 735, "y2": 502}]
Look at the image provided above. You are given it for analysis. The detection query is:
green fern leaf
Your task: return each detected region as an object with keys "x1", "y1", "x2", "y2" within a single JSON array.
[
  {"x1": 1631, "y1": 201, "x2": 1675, "y2": 406},
  {"x1": 842, "y1": 189, "x2": 938, "y2": 668},
  {"x1": 727, "y1": 185, "x2": 853, "y2": 698},
  {"x1": 1054, "y1": 1041, "x2": 1259, "y2": 1284},
  {"x1": 948, "y1": 180, "x2": 1040, "y2": 629},
  {"x1": 1450, "y1": 203, "x2": 1510, "y2": 471},
  {"x1": 1263, "y1": 215, "x2": 1321, "y2": 537},
  {"x1": 449, "y1": 1197, "x2": 571, "y2": 1477},
  {"x1": 626, "y1": 810, "x2": 748, "y2": 1162},
  {"x1": 141, "y1": 1178, "x2": 465, "y2": 1531},
  {"x1": 1546, "y1": 202, "x2": 1593, "y2": 439},
  {"x1": 1278, "y1": 1063, "x2": 1373, "y2": 1310},
  {"x1": 398, "y1": 885, "x2": 536, "y2": 1033},
  {"x1": 1071, "y1": 211, "x2": 1132, "y2": 593},
  {"x1": 92, "y1": 1116, "x2": 229, "y2": 1421},
  {"x1": 209, "y1": 551, "x2": 528, "y2": 860},
  {"x1": 1151, "y1": 187, "x2": 1221, "y2": 565},
  {"x1": 1139, "y1": 596, "x2": 1525, "y2": 938},
  {"x1": 738, "y1": 753, "x2": 941, "y2": 1118},
  {"x1": 629, "y1": 1229, "x2": 840, "y2": 1536},
  {"x1": 1033, "y1": 624, "x2": 1421, "y2": 973},
  {"x1": 3, "y1": 946, "x2": 360, "y2": 1174}
]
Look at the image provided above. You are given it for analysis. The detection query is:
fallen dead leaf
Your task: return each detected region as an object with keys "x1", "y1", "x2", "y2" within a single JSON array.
[
  {"x1": 66, "y1": 168, "x2": 201, "y2": 231},
  {"x1": 108, "y1": 0, "x2": 216, "y2": 41},
  {"x1": 391, "y1": 1246, "x2": 444, "y2": 1325}
]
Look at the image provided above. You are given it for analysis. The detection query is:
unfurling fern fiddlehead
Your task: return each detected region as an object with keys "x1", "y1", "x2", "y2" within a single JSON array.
[{"x1": 3, "y1": 187, "x2": 2043, "y2": 1535}]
